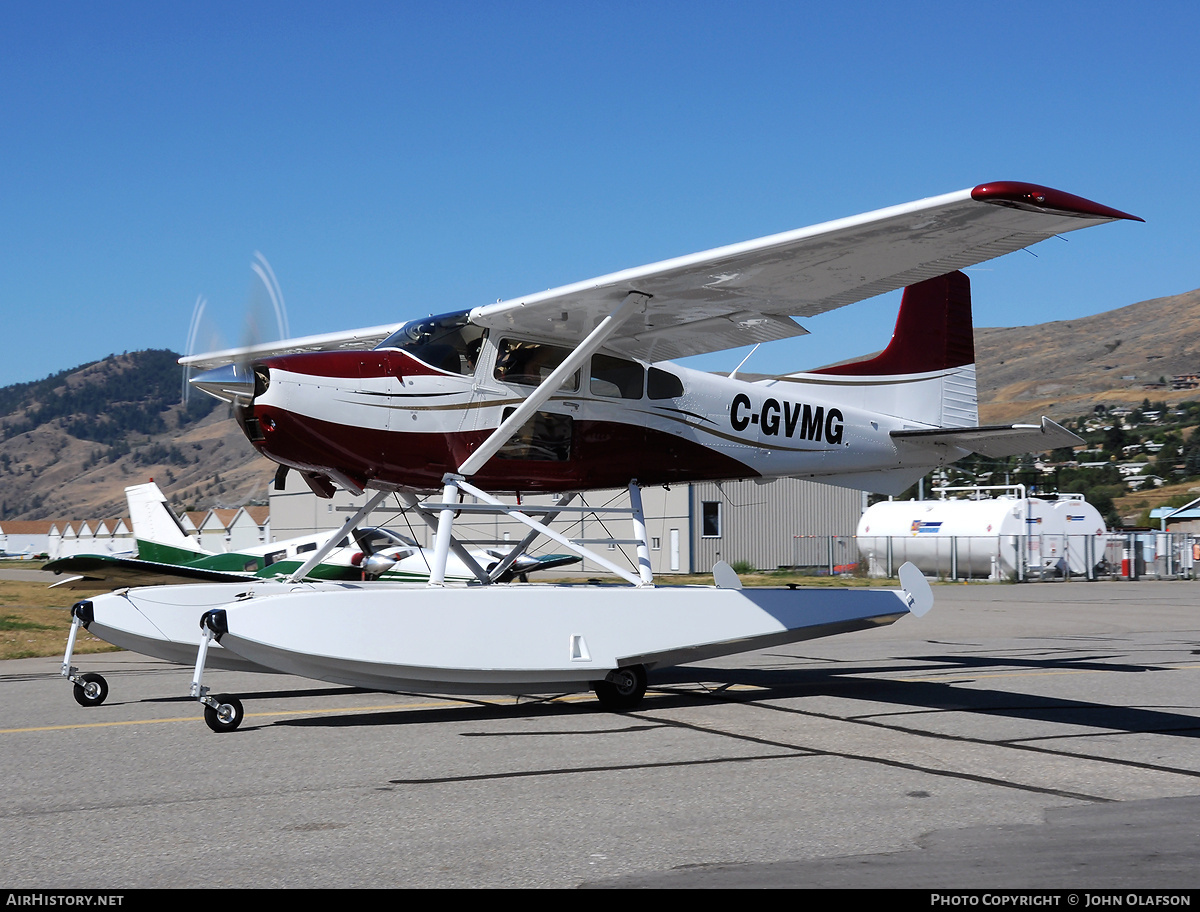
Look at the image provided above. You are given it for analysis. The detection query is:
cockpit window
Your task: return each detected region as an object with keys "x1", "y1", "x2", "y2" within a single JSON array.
[{"x1": 375, "y1": 311, "x2": 486, "y2": 375}]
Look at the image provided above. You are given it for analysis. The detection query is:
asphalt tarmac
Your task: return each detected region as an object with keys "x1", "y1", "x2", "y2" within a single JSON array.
[{"x1": 1, "y1": 580, "x2": 1198, "y2": 889}]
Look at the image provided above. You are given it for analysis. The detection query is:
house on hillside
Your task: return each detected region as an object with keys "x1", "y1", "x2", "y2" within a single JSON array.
[
  {"x1": 1126, "y1": 475, "x2": 1165, "y2": 491},
  {"x1": 1163, "y1": 498, "x2": 1200, "y2": 533}
]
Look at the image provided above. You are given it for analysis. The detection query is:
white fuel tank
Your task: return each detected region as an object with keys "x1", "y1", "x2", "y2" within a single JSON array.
[{"x1": 856, "y1": 496, "x2": 1106, "y2": 579}]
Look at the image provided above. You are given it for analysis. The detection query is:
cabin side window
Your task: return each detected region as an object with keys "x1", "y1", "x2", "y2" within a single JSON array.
[
  {"x1": 647, "y1": 367, "x2": 684, "y2": 399},
  {"x1": 494, "y1": 339, "x2": 580, "y2": 391},
  {"x1": 591, "y1": 354, "x2": 644, "y2": 399}
]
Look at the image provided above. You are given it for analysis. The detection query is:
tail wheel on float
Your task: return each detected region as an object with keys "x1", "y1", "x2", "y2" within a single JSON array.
[
  {"x1": 72, "y1": 672, "x2": 109, "y2": 707},
  {"x1": 592, "y1": 664, "x2": 647, "y2": 712},
  {"x1": 203, "y1": 694, "x2": 245, "y2": 733}
]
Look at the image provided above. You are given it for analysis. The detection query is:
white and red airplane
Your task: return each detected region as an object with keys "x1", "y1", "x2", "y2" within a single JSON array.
[
  {"x1": 186, "y1": 181, "x2": 1136, "y2": 502},
  {"x1": 77, "y1": 182, "x2": 1139, "y2": 731}
]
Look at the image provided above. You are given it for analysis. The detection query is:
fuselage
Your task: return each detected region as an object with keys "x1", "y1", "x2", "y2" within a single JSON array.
[
  {"x1": 234, "y1": 316, "x2": 965, "y2": 496},
  {"x1": 144, "y1": 526, "x2": 482, "y2": 583}
]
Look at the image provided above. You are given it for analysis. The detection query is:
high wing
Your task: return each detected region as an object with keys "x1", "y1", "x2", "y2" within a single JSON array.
[
  {"x1": 179, "y1": 323, "x2": 401, "y2": 373},
  {"x1": 468, "y1": 182, "x2": 1141, "y2": 361},
  {"x1": 44, "y1": 554, "x2": 255, "y2": 592},
  {"x1": 180, "y1": 182, "x2": 1138, "y2": 370}
]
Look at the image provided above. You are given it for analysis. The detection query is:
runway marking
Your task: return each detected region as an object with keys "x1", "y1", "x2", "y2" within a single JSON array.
[
  {"x1": 1, "y1": 716, "x2": 205, "y2": 733},
  {"x1": 0, "y1": 694, "x2": 597, "y2": 734}
]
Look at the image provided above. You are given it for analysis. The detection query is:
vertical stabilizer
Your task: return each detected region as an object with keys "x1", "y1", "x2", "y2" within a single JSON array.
[
  {"x1": 125, "y1": 482, "x2": 210, "y2": 563},
  {"x1": 779, "y1": 271, "x2": 978, "y2": 428},
  {"x1": 815, "y1": 271, "x2": 974, "y2": 376}
]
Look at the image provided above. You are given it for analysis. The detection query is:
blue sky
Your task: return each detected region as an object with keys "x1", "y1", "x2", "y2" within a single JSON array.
[{"x1": 1, "y1": 1, "x2": 1196, "y2": 387}]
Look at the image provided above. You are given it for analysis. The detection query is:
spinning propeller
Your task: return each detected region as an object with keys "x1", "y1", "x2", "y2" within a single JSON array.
[{"x1": 184, "y1": 252, "x2": 290, "y2": 406}]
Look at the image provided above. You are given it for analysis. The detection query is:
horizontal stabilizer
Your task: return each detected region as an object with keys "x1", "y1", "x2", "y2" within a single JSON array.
[{"x1": 891, "y1": 417, "x2": 1082, "y2": 459}]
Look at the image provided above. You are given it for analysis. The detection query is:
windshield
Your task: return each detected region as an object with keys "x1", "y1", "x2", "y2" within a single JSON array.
[{"x1": 375, "y1": 311, "x2": 486, "y2": 375}]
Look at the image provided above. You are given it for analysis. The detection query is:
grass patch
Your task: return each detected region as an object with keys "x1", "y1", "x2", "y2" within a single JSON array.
[
  {"x1": 0, "y1": 580, "x2": 121, "y2": 661},
  {"x1": 0, "y1": 614, "x2": 55, "y2": 631}
]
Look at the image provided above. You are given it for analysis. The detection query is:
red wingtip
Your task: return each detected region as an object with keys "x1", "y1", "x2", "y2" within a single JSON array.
[{"x1": 971, "y1": 181, "x2": 1143, "y2": 222}]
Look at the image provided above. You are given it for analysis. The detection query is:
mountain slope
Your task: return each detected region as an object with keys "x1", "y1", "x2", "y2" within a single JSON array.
[
  {"x1": 976, "y1": 288, "x2": 1200, "y2": 425},
  {"x1": 0, "y1": 352, "x2": 274, "y2": 521}
]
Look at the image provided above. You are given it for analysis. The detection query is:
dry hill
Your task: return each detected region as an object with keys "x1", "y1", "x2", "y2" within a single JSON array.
[
  {"x1": 0, "y1": 352, "x2": 274, "y2": 521},
  {"x1": 976, "y1": 287, "x2": 1200, "y2": 425}
]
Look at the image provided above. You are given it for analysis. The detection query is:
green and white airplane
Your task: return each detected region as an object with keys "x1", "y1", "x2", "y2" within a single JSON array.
[{"x1": 44, "y1": 482, "x2": 577, "y2": 592}]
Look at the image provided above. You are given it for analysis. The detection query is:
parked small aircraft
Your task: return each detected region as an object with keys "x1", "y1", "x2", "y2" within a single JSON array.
[
  {"x1": 73, "y1": 182, "x2": 1139, "y2": 730},
  {"x1": 46, "y1": 481, "x2": 577, "y2": 593}
]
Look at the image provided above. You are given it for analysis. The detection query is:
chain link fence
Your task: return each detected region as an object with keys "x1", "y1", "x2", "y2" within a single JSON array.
[{"x1": 789, "y1": 532, "x2": 1200, "y2": 581}]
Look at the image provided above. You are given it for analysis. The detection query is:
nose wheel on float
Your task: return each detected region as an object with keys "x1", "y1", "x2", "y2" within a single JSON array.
[
  {"x1": 191, "y1": 609, "x2": 245, "y2": 733},
  {"x1": 61, "y1": 602, "x2": 110, "y2": 707}
]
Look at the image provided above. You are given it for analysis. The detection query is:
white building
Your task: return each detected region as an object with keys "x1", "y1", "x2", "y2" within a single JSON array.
[{"x1": 268, "y1": 472, "x2": 862, "y2": 576}]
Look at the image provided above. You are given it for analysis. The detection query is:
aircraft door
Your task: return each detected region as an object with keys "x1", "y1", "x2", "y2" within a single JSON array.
[{"x1": 356, "y1": 351, "x2": 401, "y2": 464}]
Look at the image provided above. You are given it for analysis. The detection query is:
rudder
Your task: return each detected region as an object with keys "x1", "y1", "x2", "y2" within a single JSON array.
[
  {"x1": 813, "y1": 271, "x2": 974, "y2": 377},
  {"x1": 779, "y1": 271, "x2": 978, "y2": 429},
  {"x1": 125, "y1": 482, "x2": 208, "y2": 562}
]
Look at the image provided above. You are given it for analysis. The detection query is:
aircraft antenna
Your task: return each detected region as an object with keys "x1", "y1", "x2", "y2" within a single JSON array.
[{"x1": 728, "y1": 344, "x2": 761, "y2": 380}]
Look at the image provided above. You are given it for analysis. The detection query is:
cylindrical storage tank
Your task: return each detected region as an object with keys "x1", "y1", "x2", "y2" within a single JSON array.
[
  {"x1": 856, "y1": 497, "x2": 1106, "y2": 579},
  {"x1": 1044, "y1": 498, "x2": 1108, "y2": 575}
]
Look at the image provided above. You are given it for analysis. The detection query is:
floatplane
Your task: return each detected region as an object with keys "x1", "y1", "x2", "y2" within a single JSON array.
[
  {"x1": 54, "y1": 482, "x2": 577, "y2": 706},
  {"x1": 65, "y1": 182, "x2": 1139, "y2": 731}
]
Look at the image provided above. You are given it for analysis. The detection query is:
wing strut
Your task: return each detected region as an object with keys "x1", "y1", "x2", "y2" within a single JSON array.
[
  {"x1": 456, "y1": 290, "x2": 650, "y2": 478},
  {"x1": 426, "y1": 292, "x2": 650, "y2": 587}
]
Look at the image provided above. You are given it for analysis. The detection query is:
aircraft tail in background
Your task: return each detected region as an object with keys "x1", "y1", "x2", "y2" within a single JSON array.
[{"x1": 125, "y1": 482, "x2": 210, "y2": 563}]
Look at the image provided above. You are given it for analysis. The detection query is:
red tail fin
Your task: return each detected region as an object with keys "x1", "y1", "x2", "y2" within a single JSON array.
[{"x1": 814, "y1": 271, "x2": 974, "y2": 376}]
